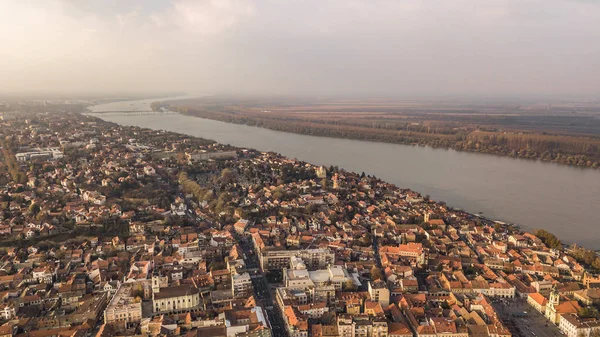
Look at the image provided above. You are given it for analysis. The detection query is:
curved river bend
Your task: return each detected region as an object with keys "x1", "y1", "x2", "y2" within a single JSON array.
[{"x1": 88, "y1": 98, "x2": 600, "y2": 249}]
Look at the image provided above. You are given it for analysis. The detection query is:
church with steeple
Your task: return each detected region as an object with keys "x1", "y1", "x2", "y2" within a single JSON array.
[{"x1": 545, "y1": 284, "x2": 581, "y2": 324}]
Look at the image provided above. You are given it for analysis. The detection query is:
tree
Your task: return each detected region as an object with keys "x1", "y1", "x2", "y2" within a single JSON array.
[
  {"x1": 209, "y1": 261, "x2": 226, "y2": 271},
  {"x1": 272, "y1": 187, "x2": 285, "y2": 200},
  {"x1": 219, "y1": 168, "x2": 235, "y2": 185},
  {"x1": 578, "y1": 307, "x2": 599, "y2": 319},
  {"x1": 131, "y1": 283, "x2": 144, "y2": 299},
  {"x1": 358, "y1": 232, "x2": 372, "y2": 247},
  {"x1": 370, "y1": 266, "x2": 384, "y2": 281},
  {"x1": 29, "y1": 203, "x2": 41, "y2": 217},
  {"x1": 343, "y1": 279, "x2": 358, "y2": 291},
  {"x1": 535, "y1": 229, "x2": 563, "y2": 249}
]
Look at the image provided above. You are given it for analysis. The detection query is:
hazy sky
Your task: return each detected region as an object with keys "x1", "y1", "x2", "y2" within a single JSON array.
[{"x1": 1, "y1": 0, "x2": 599, "y2": 98}]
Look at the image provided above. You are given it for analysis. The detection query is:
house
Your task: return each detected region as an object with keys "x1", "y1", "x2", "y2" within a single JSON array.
[
  {"x1": 0, "y1": 323, "x2": 15, "y2": 337},
  {"x1": 0, "y1": 303, "x2": 16, "y2": 320},
  {"x1": 32, "y1": 266, "x2": 53, "y2": 283},
  {"x1": 143, "y1": 166, "x2": 156, "y2": 175},
  {"x1": 23, "y1": 228, "x2": 37, "y2": 239},
  {"x1": 508, "y1": 235, "x2": 528, "y2": 248},
  {"x1": 574, "y1": 288, "x2": 600, "y2": 306}
]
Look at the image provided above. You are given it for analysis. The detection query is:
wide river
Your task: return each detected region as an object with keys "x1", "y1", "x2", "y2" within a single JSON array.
[{"x1": 89, "y1": 98, "x2": 600, "y2": 249}]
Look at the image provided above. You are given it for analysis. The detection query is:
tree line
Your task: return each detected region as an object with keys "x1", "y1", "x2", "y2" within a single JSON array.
[
  {"x1": 171, "y1": 105, "x2": 600, "y2": 168},
  {"x1": 0, "y1": 138, "x2": 27, "y2": 184}
]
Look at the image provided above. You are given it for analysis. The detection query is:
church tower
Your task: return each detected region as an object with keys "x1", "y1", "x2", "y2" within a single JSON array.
[
  {"x1": 549, "y1": 285, "x2": 560, "y2": 307},
  {"x1": 152, "y1": 274, "x2": 168, "y2": 293},
  {"x1": 545, "y1": 284, "x2": 560, "y2": 323}
]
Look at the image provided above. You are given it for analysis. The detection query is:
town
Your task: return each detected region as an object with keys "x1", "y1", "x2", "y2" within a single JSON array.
[{"x1": 0, "y1": 110, "x2": 600, "y2": 337}]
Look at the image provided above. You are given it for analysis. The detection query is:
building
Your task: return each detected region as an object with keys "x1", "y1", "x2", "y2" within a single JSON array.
[
  {"x1": 186, "y1": 151, "x2": 237, "y2": 161},
  {"x1": 508, "y1": 235, "x2": 528, "y2": 248},
  {"x1": 532, "y1": 280, "x2": 553, "y2": 296},
  {"x1": 298, "y1": 302, "x2": 328, "y2": 319},
  {"x1": 574, "y1": 288, "x2": 600, "y2": 306},
  {"x1": 368, "y1": 280, "x2": 390, "y2": 308},
  {"x1": 232, "y1": 272, "x2": 253, "y2": 298},
  {"x1": 489, "y1": 283, "x2": 516, "y2": 298},
  {"x1": 316, "y1": 166, "x2": 327, "y2": 179},
  {"x1": 0, "y1": 324, "x2": 15, "y2": 337},
  {"x1": 389, "y1": 322, "x2": 413, "y2": 337},
  {"x1": 0, "y1": 303, "x2": 16, "y2": 320},
  {"x1": 527, "y1": 293, "x2": 548, "y2": 313},
  {"x1": 336, "y1": 315, "x2": 355, "y2": 337},
  {"x1": 259, "y1": 249, "x2": 335, "y2": 271},
  {"x1": 545, "y1": 286, "x2": 581, "y2": 325},
  {"x1": 284, "y1": 263, "x2": 314, "y2": 289},
  {"x1": 559, "y1": 314, "x2": 600, "y2": 337},
  {"x1": 32, "y1": 266, "x2": 53, "y2": 283},
  {"x1": 284, "y1": 260, "x2": 351, "y2": 291},
  {"x1": 153, "y1": 284, "x2": 200, "y2": 313},
  {"x1": 379, "y1": 243, "x2": 427, "y2": 267},
  {"x1": 152, "y1": 275, "x2": 169, "y2": 293},
  {"x1": 15, "y1": 147, "x2": 63, "y2": 162},
  {"x1": 221, "y1": 307, "x2": 272, "y2": 337},
  {"x1": 234, "y1": 219, "x2": 250, "y2": 235},
  {"x1": 104, "y1": 284, "x2": 143, "y2": 327}
]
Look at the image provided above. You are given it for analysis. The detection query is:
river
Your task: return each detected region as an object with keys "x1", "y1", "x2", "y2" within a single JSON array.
[{"x1": 88, "y1": 98, "x2": 600, "y2": 249}]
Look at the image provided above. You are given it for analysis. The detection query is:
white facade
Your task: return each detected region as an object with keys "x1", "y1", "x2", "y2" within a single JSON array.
[{"x1": 153, "y1": 285, "x2": 200, "y2": 313}]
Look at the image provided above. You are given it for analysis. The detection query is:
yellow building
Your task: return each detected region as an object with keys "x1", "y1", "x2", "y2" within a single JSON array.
[
  {"x1": 152, "y1": 285, "x2": 200, "y2": 313},
  {"x1": 545, "y1": 286, "x2": 581, "y2": 325},
  {"x1": 527, "y1": 293, "x2": 548, "y2": 313}
]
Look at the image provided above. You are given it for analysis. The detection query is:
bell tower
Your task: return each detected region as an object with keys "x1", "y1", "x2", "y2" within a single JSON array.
[
  {"x1": 545, "y1": 284, "x2": 561, "y2": 324},
  {"x1": 549, "y1": 285, "x2": 560, "y2": 307}
]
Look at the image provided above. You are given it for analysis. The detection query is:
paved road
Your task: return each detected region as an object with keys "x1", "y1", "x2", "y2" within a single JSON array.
[
  {"x1": 238, "y1": 234, "x2": 288, "y2": 337},
  {"x1": 493, "y1": 298, "x2": 563, "y2": 337}
]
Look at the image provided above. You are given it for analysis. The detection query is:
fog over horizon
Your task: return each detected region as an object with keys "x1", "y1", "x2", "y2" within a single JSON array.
[{"x1": 1, "y1": 0, "x2": 599, "y2": 99}]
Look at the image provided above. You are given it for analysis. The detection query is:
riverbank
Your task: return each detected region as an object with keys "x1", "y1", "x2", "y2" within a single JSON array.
[{"x1": 161, "y1": 97, "x2": 600, "y2": 169}]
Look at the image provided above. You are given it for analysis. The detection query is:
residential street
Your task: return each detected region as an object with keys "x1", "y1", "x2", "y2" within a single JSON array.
[{"x1": 239, "y1": 235, "x2": 288, "y2": 337}]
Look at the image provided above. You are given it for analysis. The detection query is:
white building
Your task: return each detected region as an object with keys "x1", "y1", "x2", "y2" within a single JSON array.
[
  {"x1": 104, "y1": 284, "x2": 143, "y2": 326},
  {"x1": 559, "y1": 314, "x2": 600, "y2": 337},
  {"x1": 152, "y1": 285, "x2": 200, "y2": 313},
  {"x1": 259, "y1": 248, "x2": 335, "y2": 271},
  {"x1": 284, "y1": 259, "x2": 352, "y2": 291},
  {"x1": 368, "y1": 280, "x2": 390, "y2": 308},
  {"x1": 15, "y1": 147, "x2": 63, "y2": 162},
  {"x1": 488, "y1": 282, "x2": 516, "y2": 298},
  {"x1": 0, "y1": 303, "x2": 16, "y2": 320},
  {"x1": 232, "y1": 272, "x2": 253, "y2": 298}
]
